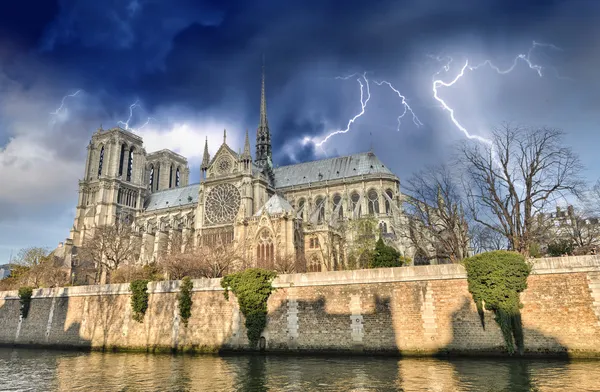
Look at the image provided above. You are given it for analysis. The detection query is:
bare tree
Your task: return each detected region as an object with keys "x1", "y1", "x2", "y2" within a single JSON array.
[
  {"x1": 403, "y1": 165, "x2": 470, "y2": 262},
  {"x1": 14, "y1": 247, "x2": 49, "y2": 267},
  {"x1": 469, "y1": 223, "x2": 508, "y2": 254},
  {"x1": 272, "y1": 253, "x2": 298, "y2": 274},
  {"x1": 78, "y1": 223, "x2": 141, "y2": 283},
  {"x1": 460, "y1": 124, "x2": 584, "y2": 255}
]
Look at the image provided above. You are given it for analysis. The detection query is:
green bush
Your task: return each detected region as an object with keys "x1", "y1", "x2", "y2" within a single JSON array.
[
  {"x1": 547, "y1": 240, "x2": 573, "y2": 257},
  {"x1": 130, "y1": 279, "x2": 150, "y2": 323},
  {"x1": 221, "y1": 268, "x2": 277, "y2": 347},
  {"x1": 463, "y1": 251, "x2": 531, "y2": 355},
  {"x1": 369, "y1": 238, "x2": 405, "y2": 268},
  {"x1": 178, "y1": 277, "x2": 194, "y2": 327},
  {"x1": 18, "y1": 286, "x2": 33, "y2": 319}
]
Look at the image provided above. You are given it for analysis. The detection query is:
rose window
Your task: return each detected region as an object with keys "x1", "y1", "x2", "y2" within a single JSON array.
[{"x1": 205, "y1": 183, "x2": 241, "y2": 224}]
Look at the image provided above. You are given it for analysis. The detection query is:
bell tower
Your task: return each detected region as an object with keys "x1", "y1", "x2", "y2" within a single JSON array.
[{"x1": 68, "y1": 126, "x2": 147, "y2": 248}]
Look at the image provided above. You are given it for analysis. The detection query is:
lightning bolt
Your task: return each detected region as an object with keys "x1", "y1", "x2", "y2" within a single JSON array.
[
  {"x1": 117, "y1": 100, "x2": 157, "y2": 132},
  {"x1": 49, "y1": 90, "x2": 82, "y2": 115},
  {"x1": 432, "y1": 41, "x2": 561, "y2": 146},
  {"x1": 374, "y1": 80, "x2": 423, "y2": 129},
  {"x1": 313, "y1": 72, "x2": 371, "y2": 148}
]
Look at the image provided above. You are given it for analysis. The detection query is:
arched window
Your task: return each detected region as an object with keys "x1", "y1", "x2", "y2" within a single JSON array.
[
  {"x1": 297, "y1": 198, "x2": 306, "y2": 220},
  {"x1": 333, "y1": 194, "x2": 343, "y2": 220},
  {"x1": 127, "y1": 147, "x2": 134, "y2": 182},
  {"x1": 256, "y1": 229, "x2": 274, "y2": 269},
  {"x1": 98, "y1": 146, "x2": 104, "y2": 176},
  {"x1": 385, "y1": 189, "x2": 393, "y2": 215},
  {"x1": 379, "y1": 222, "x2": 387, "y2": 234},
  {"x1": 315, "y1": 196, "x2": 325, "y2": 224},
  {"x1": 118, "y1": 143, "x2": 126, "y2": 177},
  {"x1": 307, "y1": 255, "x2": 321, "y2": 273},
  {"x1": 156, "y1": 165, "x2": 160, "y2": 191},
  {"x1": 176, "y1": 167, "x2": 181, "y2": 187},
  {"x1": 350, "y1": 192, "x2": 361, "y2": 218},
  {"x1": 368, "y1": 189, "x2": 380, "y2": 215},
  {"x1": 148, "y1": 165, "x2": 154, "y2": 190},
  {"x1": 169, "y1": 164, "x2": 173, "y2": 188}
]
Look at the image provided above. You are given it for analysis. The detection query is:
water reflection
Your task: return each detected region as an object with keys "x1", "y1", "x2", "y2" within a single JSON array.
[{"x1": 1, "y1": 348, "x2": 599, "y2": 391}]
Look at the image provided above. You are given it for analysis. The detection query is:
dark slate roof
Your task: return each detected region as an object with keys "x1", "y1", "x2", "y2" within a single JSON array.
[
  {"x1": 144, "y1": 184, "x2": 200, "y2": 211},
  {"x1": 272, "y1": 152, "x2": 395, "y2": 188}
]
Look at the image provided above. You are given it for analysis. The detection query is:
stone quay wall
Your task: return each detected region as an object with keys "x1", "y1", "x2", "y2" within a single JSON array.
[{"x1": 0, "y1": 255, "x2": 599, "y2": 357}]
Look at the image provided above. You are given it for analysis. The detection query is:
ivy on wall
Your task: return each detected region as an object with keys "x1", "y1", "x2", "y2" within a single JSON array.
[
  {"x1": 221, "y1": 268, "x2": 277, "y2": 347},
  {"x1": 18, "y1": 286, "x2": 33, "y2": 319},
  {"x1": 178, "y1": 277, "x2": 193, "y2": 327},
  {"x1": 463, "y1": 250, "x2": 532, "y2": 355},
  {"x1": 130, "y1": 279, "x2": 150, "y2": 323}
]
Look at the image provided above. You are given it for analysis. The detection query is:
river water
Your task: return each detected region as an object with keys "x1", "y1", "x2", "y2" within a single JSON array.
[{"x1": 0, "y1": 348, "x2": 599, "y2": 391}]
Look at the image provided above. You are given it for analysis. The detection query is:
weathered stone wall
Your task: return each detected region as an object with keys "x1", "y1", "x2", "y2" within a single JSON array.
[{"x1": 1, "y1": 256, "x2": 599, "y2": 356}]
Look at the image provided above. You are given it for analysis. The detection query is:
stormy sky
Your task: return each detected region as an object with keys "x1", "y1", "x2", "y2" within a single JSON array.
[{"x1": 1, "y1": 0, "x2": 599, "y2": 260}]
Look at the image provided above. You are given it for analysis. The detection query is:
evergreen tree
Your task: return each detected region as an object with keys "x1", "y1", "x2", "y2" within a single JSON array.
[{"x1": 370, "y1": 238, "x2": 403, "y2": 268}]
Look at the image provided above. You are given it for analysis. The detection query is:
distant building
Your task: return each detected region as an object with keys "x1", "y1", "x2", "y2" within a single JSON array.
[{"x1": 0, "y1": 264, "x2": 11, "y2": 280}]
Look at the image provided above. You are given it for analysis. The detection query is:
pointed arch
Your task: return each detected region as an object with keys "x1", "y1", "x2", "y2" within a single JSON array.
[
  {"x1": 333, "y1": 193, "x2": 343, "y2": 220},
  {"x1": 176, "y1": 167, "x2": 181, "y2": 187},
  {"x1": 97, "y1": 146, "x2": 105, "y2": 176},
  {"x1": 118, "y1": 143, "x2": 126, "y2": 177},
  {"x1": 148, "y1": 164, "x2": 154, "y2": 190},
  {"x1": 169, "y1": 164, "x2": 173, "y2": 188},
  {"x1": 127, "y1": 146, "x2": 134, "y2": 182},
  {"x1": 315, "y1": 196, "x2": 325, "y2": 224},
  {"x1": 367, "y1": 188, "x2": 379, "y2": 215},
  {"x1": 385, "y1": 189, "x2": 393, "y2": 215},
  {"x1": 350, "y1": 191, "x2": 361, "y2": 218}
]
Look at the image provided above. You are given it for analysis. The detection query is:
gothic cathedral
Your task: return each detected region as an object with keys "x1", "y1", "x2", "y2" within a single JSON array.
[{"x1": 63, "y1": 68, "x2": 412, "y2": 272}]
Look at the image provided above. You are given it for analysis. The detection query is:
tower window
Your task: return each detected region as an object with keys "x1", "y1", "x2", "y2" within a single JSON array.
[
  {"x1": 156, "y1": 165, "x2": 160, "y2": 191},
  {"x1": 169, "y1": 164, "x2": 173, "y2": 188},
  {"x1": 127, "y1": 147, "x2": 134, "y2": 182},
  {"x1": 149, "y1": 165, "x2": 154, "y2": 190},
  {"x1": 118, "y1": 143, "x2": 126, "y2": 177},
  {"x1": 98, "y1": 146, "x2": 104, "y2": 176}
]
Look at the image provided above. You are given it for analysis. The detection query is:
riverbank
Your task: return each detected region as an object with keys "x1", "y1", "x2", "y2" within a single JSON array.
[{"x1": 1, "y1": 255, "x2": 599, "y2": 358}]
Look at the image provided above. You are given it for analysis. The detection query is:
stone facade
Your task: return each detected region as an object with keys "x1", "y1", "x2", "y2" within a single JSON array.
[
  {"x1": 1, "y1": 256, "x2": 599, "y2": 356},
  {"x1": 62, "y1": 69, "x2": 416, "y2": 272}
]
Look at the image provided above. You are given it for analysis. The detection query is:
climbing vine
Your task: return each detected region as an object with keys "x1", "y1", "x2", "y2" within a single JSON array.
[
  {"x1": 130, "y1": 279, "x2": 150, "y2": 323},
  {"x1": 178, "y1": 277, "x2": 194, "y2": 327},
  {"x1": 18, "y1": 286, "x2": 33, "y2": 319},
  {"x1": 463, "y1": 251, "x2": 532, "y2": 355},
  {"x1": 221, "y1": 268, "x2": 277, "y2": 347}
]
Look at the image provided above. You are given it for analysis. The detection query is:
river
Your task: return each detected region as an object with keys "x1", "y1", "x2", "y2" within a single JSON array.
[{"x1": 0, "y1": 348, "x2": 599, "y2": 391}]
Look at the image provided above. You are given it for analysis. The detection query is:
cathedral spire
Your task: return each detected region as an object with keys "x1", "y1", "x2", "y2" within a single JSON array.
[
  {"x1": 242, "y1": 129, "x2": 252, "y2": 159},
  {"x1": 201, "y1": 137, "x2": 210, "y2": 172},
  {"x1": 255, "y1": 56, "x2": 272, "y2": 169}
]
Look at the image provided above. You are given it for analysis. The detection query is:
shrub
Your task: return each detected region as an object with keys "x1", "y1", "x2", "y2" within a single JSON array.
[
  {"x1": 463, "y1": 251, "x2": 532, "y2": 355},
  {"x1": 18, "y1": 286, "x2": 33, "y2": 319},
  {"x1": 369, "y1": 238, "x2": 405, "y2": 268},
  {"x1": 221, "y1": 268, "x2": 277, "y2": 347},
  {"x1": 178, "y1": 277, "x2": 194, "y2": 327},
  {"x1": 547, "y1": 240, "x2": 573, "y2": 257},
  {"x1": 130, "y1": 279, "x2": 150, "y2": 323}
]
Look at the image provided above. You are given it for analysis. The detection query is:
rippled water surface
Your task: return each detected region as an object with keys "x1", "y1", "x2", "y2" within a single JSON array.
[{"x1": 1, "y1": 348, "x2": 599, "y2": 391}]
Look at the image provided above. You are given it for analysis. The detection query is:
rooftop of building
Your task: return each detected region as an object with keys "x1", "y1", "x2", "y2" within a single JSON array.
[
  {"x1": 142, "y1": 152, "x2": 396, "y2": 212},
  {"x1": 272, "y1": 151, "x2": 396, "y2": 188}
]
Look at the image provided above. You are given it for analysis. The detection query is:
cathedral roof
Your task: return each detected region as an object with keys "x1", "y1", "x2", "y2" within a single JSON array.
[
  {"x1": 144, "y1": 184, "x2": 200, "y2": 212},
  {"x1": 272, "y1": 151, "x2": 395, "y2": 189},
  {"x1": 255, "y1": 194, "x2": 294, "y2": 216}
]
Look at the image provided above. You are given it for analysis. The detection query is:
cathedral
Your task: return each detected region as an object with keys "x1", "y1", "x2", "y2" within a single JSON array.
[{"x1": 62, "y1": 69, "x2": 412, "y2": 273}]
